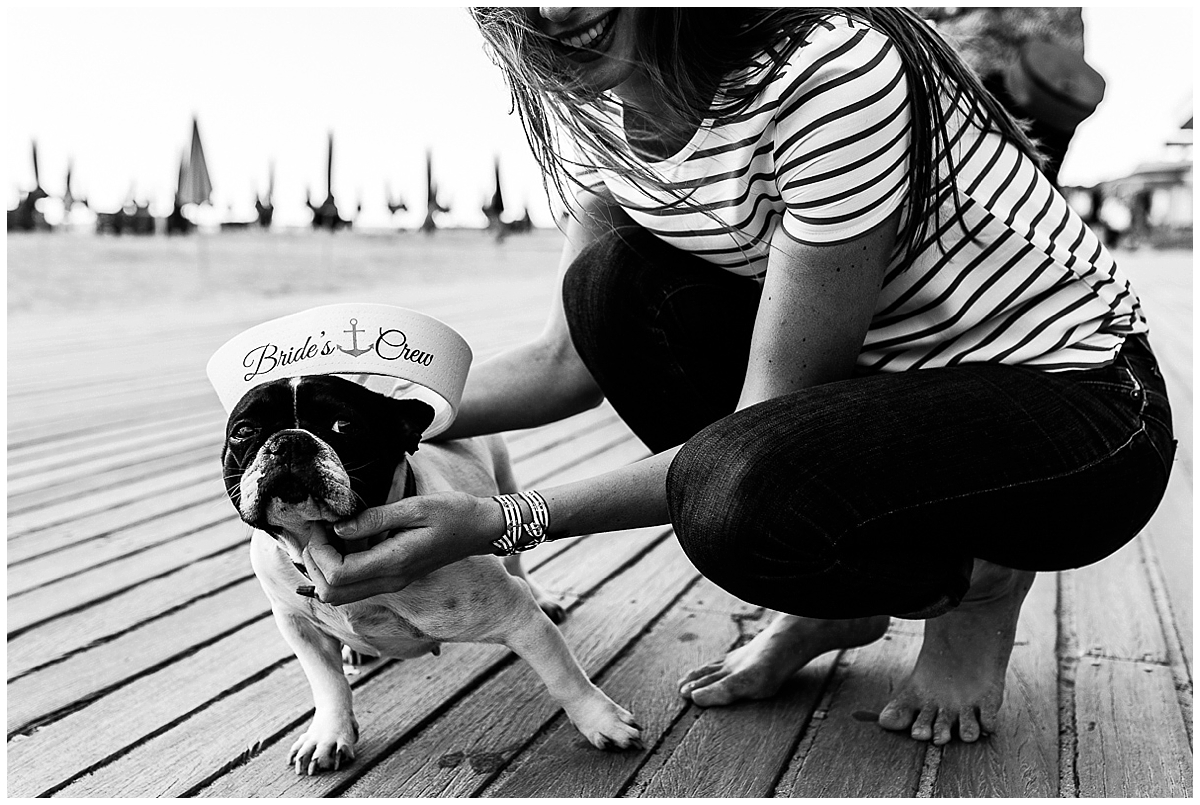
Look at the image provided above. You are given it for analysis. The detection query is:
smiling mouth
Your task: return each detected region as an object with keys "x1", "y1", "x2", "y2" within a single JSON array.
[{"x1": 549, "y1": 9, "x2": 618, "y2": 61}]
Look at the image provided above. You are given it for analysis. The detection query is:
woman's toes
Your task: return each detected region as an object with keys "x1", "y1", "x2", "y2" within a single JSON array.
[
  {"x1": 932, "y1": 708, "x2": 954, "y2": 745},
  {"x1": 689, "y1": 678, "x2": 739, "y2": 707},
  {"x1": 679, "y1": 671, "x2": 725, "y2": 698},
  {"x1": 959, "y1": 707, "x2": 982, "y2": 742},
  {"x1": 979, "y1": 704, "x2": 1000, "y2": 736},
  {"x1": 877, "y1": 699, "x2": 916, "y2": 732},
  {"x1": 910, "y1": 706, "x2": 936, "y2": 741},
  {"x1": 678, "y1": 662, "x2": 723, "y2": 688}
]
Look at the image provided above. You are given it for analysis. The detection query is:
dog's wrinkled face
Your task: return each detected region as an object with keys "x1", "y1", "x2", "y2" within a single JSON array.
[{"x1": 221, "y1": 376, "x2": 434, "y2": 550}]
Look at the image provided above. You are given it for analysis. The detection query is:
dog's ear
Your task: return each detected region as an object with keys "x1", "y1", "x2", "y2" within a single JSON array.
[{"x1": 387, "y1": 398, "x2": 436, "y2": 454}]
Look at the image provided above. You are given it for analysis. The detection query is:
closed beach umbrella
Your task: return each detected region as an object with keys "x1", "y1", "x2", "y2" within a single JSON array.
[
  {"x1": 178, "y1": 117, "x2": 213, "y2": 206},
  {"x1": 173, "y1": 150, "x2": 187, "y2": 207},
  {"x1": 489, "y1": 156, "x2": 504, "y2": 216}
]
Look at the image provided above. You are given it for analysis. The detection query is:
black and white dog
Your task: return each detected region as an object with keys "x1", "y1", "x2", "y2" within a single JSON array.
[{"x1": 221, "y1": 374, "x2": 640, "y2": 774}]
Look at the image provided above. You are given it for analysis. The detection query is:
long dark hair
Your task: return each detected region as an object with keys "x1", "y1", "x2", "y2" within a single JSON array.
[{"x1": 471, "y1": 7, "x2": 1044, "y2": 266}]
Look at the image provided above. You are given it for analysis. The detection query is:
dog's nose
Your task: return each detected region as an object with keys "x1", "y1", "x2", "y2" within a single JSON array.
[{"x1": 266, "y1": 430, "x2": 320, "y2": 466}]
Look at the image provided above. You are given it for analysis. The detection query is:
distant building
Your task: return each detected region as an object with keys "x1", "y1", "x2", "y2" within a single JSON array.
[{"x1": 1065, "y1": 108, "x2": 1192, "y2": 248}]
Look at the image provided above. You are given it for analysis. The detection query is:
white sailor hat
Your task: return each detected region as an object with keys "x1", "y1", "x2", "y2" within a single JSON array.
[{"x1": 206, "y1": 303, "x2": 472, "y2": 438}]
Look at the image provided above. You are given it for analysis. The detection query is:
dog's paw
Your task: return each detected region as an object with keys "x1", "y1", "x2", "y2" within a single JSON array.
[
  {"x1": 566, "y1": 690, "x2": 643, "y2": 751},
  {"x1": 288, "y1": 715, "x2": 359, "y2": 775}
]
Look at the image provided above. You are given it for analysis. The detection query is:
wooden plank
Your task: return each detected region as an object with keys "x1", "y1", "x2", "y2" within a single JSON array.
[
  {"x1": 513, "y1": 417, "x2": 638, "y2": 482},
  {"x1": 53, "y1": 657, "x2": 331, "y2": 798},
  {"x1": 10, "y1": 378, "x2": 213, "y2": 419},
  {"x1": 1073, "y1": 540, "x2": 1169, "y2": 663},
  {"x1": 9, "y1": 376, "x2": 211, "y2": 424},
  {"x1": 7, "y1": 579, "x2": 268, "y2": 737},
  {"x1": 6, "y1": 617, "x2": 291, "y2": 797},
  {"x1": 634, "y1": 656, "x2": 837, "y2": 797},
  {"x1": 1075, "y1": 658, "x2": 1192, "y2": 797},
  {"x1": 8, "y1": 446, "x2": 217, "y2": 517},
  {"x1": 933, "y1": 572, "x2": 1060, "y2": 797},
  {"x1": 1142, "y1": 467, "x2": 1194, "y2": 669},
  {"x1": 8, "y1": 490, "x2": 227, "y2": 566},
  {"x1": 6, "y1": 413, "x2": 221, "y2": 479},
  {"x1": 6, "y1": 410, "x2": 218, "y2": 465},
  {"x1": 528, "y1": 437, "x2": 648, "y2": 489},
  {"x1": 64, "y1": 527, "x2": 668, "y2": 797},
  {"x1": 7, "y1": 467, "x2": 219, "y2": 542},
  {"x1": 7, "y1": 432, "x2": 219, "y2": 504},
  {"x1": 7, "y1": 548, "x2": 251, "y2": 678},
  {"x1": 7, "y1": 390, "x2": 220, "y2": 435},
  {"x1": 505, "y1": 408, "x2": 619, "y2": 461},
  {"x1": 484, "y1": 578, "x2": 759, "y2": 798},
  {"x1": 7, "y1": 394, "x2": 220, "y2": 448},
  {"x1": 7, "y1": 497, "x2": 234, "y2": 596},
  {"x1": 336, "y1": 536, "x2": 696, "y2": 798},
  {"x1": 7, "y1": 365, "x2": 199, "y2": 398},
  {"x1": 8, "y1": 485, "x2": 225, "y2": 565},
  {"x1": 778, "y1": 628, "x2": 928, "y2": 798},
  {"x1": 8, "y1": 519, "x2": 244, "y2": 633}
]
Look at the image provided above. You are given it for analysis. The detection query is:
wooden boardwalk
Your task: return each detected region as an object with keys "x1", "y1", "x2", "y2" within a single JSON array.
[{"x1": 7, "y1": 249, "x2": 1192, "y2": 797}]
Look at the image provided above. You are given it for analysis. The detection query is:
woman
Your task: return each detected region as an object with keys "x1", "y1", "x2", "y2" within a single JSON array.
[{"x1": 301, "y1": 8, "x2": 1174, "y2": 746}]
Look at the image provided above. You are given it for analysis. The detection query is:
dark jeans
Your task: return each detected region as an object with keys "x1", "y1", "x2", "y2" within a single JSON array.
[{"x1": 563, "y1": 227, "x2": 1176, "y2": 619}]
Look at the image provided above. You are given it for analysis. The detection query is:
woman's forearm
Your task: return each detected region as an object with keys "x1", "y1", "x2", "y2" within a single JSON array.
[
  {"x1": 443, "y1": 333, "x2": 603, "y2": 439},
  {"x1": 537, "y1": 446, "x2": 678, "y2": 538},
  {"x1": 442, "y1": 192, "x2": 631, "y2": 441}
]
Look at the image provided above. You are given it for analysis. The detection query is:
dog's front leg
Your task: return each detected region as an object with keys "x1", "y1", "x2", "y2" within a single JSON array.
[
  {"x1": 503, "y1": 604, "x2": 642, "y2": 751},
  {"x1": 273, "y1": 609, "x2": 359, "y2": 774}
]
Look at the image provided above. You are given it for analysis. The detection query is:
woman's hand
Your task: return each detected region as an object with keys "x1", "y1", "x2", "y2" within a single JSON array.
[{"x1": 300, "y1": 492, "x2": 500, "y2": 605}]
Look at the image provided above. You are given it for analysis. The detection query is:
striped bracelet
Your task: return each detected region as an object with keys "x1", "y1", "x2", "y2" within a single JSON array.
[
  {"x1": 491, "y1": 493, "x2": 523, "y2": 555},
  {"x1": 490, "y1": 490, "x2": 551, "y2": 555}
]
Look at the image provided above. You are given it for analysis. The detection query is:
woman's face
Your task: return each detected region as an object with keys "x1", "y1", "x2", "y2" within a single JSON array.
[{"x1": 528, "y1": 7, "x2": 647, "y2": 98}]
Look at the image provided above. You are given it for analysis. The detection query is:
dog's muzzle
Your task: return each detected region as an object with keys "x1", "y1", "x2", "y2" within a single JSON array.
[{"x1": 240, "y1": 429, "x2": 356, "y2": 526}]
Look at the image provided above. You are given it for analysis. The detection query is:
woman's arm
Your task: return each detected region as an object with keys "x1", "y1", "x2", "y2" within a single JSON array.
[
  {"x1": 440, "y1": 192, "x2": 635, "y2": 440},
  {"x1": 521, "y1": 209, "x2": 901, "y2": 538},
  {"x1": 736, "y1": 209, "x2": 900, "y2": 408},
  {"x1": 302, "y1": 214, "x2": 899, "y2": 604}
]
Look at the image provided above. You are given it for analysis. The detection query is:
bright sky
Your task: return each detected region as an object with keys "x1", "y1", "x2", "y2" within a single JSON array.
[{"x1": 5, "y1": 6, "x2": 1194, "y2": 228}]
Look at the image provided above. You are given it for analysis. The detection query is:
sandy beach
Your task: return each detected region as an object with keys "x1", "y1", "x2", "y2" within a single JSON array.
[{"x1": 7, "y1": 228, "x2": 565, "y2": 317}]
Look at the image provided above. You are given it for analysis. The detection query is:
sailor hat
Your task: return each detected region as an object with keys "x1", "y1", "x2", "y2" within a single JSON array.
[{"x1": 206, "y1": 303, "x2": 472, "y2": 438}]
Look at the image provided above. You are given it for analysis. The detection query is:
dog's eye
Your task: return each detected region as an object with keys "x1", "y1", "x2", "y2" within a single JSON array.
[
  {"x1": 232, "y1": 424, "x2": 259, "y2": 441},
  {"x1": 331, "y1": 419, "x2": 354, "y2": 435}
]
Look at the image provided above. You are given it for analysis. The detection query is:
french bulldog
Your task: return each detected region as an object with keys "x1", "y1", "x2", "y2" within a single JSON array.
[{"x1": 221, "y1": 375, "x2": 641, "y2": 775}]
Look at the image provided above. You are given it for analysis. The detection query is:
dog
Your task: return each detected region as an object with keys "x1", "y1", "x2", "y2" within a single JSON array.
[{"x1": 220, "y1": 374, "x2": 641, "y2": 775}]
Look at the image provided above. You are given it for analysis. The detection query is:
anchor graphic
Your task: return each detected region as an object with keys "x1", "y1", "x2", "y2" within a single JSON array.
[{"x1": 337, "y1": 318, "x2": 373, "y2": 357}]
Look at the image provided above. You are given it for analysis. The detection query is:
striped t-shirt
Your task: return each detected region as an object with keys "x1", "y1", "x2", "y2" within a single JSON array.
[{"x1": 574, "y1": 15, "x2": 1146, "y2": 373}]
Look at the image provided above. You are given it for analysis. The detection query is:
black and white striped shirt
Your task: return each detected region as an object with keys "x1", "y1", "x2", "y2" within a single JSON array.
[{"x1": 576, "y1": 15, "x2": 1146, "y2": 373}]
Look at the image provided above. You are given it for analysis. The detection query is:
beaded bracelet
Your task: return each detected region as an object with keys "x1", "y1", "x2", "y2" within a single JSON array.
[{"x1": 490, "y1": 490, "x2": 551, "y2": 556}]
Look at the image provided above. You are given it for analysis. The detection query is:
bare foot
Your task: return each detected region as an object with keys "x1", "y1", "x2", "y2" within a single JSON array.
[
  {"x1": 679, "y1": 613, "x2": 889, "y2": 707},
  {"x1": 878, "y1": 559, "x2": 1035, "y2": 745}
]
